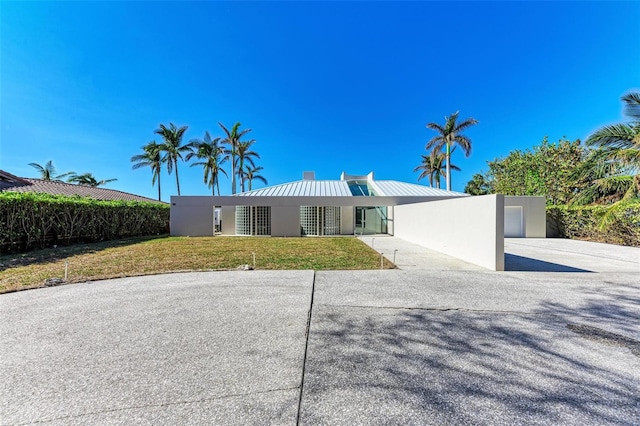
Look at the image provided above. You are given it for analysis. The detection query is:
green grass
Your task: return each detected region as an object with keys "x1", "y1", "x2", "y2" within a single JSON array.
[{"x1": 0, "y1": 236, "x2": 394, "y2": 293}]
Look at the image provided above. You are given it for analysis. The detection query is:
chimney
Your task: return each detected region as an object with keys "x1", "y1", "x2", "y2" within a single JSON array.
[{"x1": 303, "y1": 171, "x2": 315, "y2": 180}]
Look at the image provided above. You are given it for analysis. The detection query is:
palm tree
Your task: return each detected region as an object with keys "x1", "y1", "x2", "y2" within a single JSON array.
[
  {"x1": 586, "y1": 90, "x2": 640, "y2": 169},
  {"x1": 414, "y1": 150, "x2": 459, "y2": 188},
  {"x1": 581, "y1": 91, "x2": 640, "y2": 230},
  {"x1": 186, "y1": 131, "x2": 229, "y2": 196},
  {"x1": 234, "y1": 139, "x2": 260, "y2": 192},
  {"x1": 67, "y1": 172, "x2": 117, "y2": 187},
  {"x1": 570, "y1": 147, "x2": 638, "y2": 205},
  {"x1": 464, "y1": 173, "x2": 493, "y2": 195},
  {"x1": 426, "y1": 111, "x2": 479, "y2": 191},
  {"x1": 131, "y1": 141, "x2": 164, "y2": 201},
  {"x1": 244, "y1": 165, "x2": 267, "y2": 191},
  {"x1": 28, "y1": 160, "x2": 74, "y2": 181},
  {"x1": 155, "y1": 123, "x2": 190, "y2": 196},
  {"x1": 218, "y1": 122, "x2": 252, "y2": 194}
]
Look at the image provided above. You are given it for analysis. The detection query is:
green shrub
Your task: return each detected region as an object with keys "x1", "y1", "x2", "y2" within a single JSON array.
[
  {"x1": 0, "y1": 193, "x2": 169, "y2": 253},
  {"x1": 547, "y1": 201, "x2": 640, "y2": 246}
]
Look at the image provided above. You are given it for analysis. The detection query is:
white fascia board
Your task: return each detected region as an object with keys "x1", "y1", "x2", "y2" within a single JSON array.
[{"x1": 171, "y1": 195, "x2": 467, "y2": 207}]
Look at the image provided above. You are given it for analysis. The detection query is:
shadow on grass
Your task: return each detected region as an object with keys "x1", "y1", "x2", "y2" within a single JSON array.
[
  {"x1": 0, "y1": 235, "x2": 169, "y2": 272},
  {"x1": 504, "y1": 253, "x2": 593, "y2": 272},
  {"x1": 300, "y1": 287, "x2": 639, "y2": 424}
]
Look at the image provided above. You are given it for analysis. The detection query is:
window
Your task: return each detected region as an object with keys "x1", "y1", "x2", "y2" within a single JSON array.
[
  {"x1": 235, "y1": 206, "x2": 271, "y2": 236},
  {"x1": 300, "y1": 206, "x2": 341, "y2": 236}
]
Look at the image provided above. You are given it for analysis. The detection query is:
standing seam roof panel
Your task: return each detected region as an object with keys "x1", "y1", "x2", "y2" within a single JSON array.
[{"x1": 235, "y1": 179, "x2": 459, "y2": 197}]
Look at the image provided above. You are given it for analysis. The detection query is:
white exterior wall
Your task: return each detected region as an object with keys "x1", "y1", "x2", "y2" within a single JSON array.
[
  {"x1": 271, "y1": 206, "x2": 301, "y2": 237},
  {"x1": 505, "y1": 196, "x2": 546, "y2": 238},
  {"x1": 221, "y1": 206, "x2": 236, "y2": 235},
  {"x1": 341, "y1": 206, "x2": 354, "y2": 235},
  {"x1": 394, "y1": 195, "x2": 505, "y2": 271},
  {"x1": 170, "y1": 200, "x2": 214, "y2": 236},
  {"x1": 171, "y1": 194, "x2": 466, "y2": 237},
  {"x1": 387, "y1": 206, "x2": 394, "y2": 235}
]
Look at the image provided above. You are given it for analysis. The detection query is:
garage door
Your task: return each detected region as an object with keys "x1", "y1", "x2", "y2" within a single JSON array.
[{"x1": 504, "y1": 206, "x2": 524, "y2": 237}]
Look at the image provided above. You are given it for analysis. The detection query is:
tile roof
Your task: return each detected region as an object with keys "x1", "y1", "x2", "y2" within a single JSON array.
[{"x1": 0, "y1": 173, "x2": 165, "y2": 203}]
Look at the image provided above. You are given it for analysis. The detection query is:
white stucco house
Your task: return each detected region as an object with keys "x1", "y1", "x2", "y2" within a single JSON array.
[{"x1": 170, "y1": 171, "x2": 546, "y2": 271}]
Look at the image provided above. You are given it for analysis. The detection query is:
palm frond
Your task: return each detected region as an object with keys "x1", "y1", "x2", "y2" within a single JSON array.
[
  {"x1": 454, "y1": 117, "x2": 479, "y2": 133},
  {"x1": 585, "y1": 123, "x2": 637, "y2": 149},
  {"x1": 595, "y1": 198, "x2": 640, "y2": 231},
  {"x1": 426, "y1": 123, "x2": 445, "y2": 133},
  {"x1": 622, "y1": 91, "x2": 640, "y2": 121},
  {"x1": 425, "y1": 136, "x2": 445, "y2": 150},
  {"x1": 453, "y1": 135, "x2": 472, "y2": 156}
]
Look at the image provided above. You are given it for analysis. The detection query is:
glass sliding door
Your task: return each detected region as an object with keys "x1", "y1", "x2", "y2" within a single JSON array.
[{"x1": 355, "y1": 206, "x2": 388, "y2": 235}]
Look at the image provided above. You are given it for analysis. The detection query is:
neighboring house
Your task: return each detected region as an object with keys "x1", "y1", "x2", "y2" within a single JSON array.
[
  {"x1": 170, "y1": 171, "x2": 546, "y2": 271},
  {"x1": 0, "y1": 169, "x2": 164, "y2": 203}
]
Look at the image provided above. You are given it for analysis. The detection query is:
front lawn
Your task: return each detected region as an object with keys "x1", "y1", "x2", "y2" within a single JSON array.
[{"x1": 0, "y1": 236, "x2": 394, "y2": 293}]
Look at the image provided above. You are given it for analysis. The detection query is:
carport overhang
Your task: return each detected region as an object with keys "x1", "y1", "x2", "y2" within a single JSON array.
[{"x1": 170, "y1": 195, "x2": 465, "y2": 208}]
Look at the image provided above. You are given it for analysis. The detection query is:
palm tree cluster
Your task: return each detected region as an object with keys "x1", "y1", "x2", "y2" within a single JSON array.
[
  {"x1": 416, "y1": 111, "x2": 478, "y2": 190},
  {"x1": 131, "y1": 121, "x2": 267, "y2": 200},
  {"x1": 28, "y1": 161, "x2": 117, "y2": 187}
]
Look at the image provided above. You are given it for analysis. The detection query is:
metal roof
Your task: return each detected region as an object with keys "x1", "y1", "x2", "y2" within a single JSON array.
[
  {"x1": 373, "y1": 180, "x2": 467, "y2": 197},
  {"x1": 235, "y1": 179, "x2": 465, "y2": 198},
  {"x1": 237, "y1": 180, "x2": 352, "y2": 197}
]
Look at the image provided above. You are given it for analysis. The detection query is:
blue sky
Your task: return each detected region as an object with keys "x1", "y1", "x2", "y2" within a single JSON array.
[{"x1": 1, "y1": 1, "x2": 638, "y2": 201}]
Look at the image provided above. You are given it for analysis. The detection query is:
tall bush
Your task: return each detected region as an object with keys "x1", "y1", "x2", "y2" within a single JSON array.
[
  {"x1": 0, "y1": 193, "x2": 169, "y2": 253},
  {"x1": 547, "y1": 202, "x2": 640, "y2": 246}
]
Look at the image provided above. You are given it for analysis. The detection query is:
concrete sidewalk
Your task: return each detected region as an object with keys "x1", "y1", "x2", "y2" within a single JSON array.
[{"x1": 1, "y1": 238, "x2": 639, "y2": 425}]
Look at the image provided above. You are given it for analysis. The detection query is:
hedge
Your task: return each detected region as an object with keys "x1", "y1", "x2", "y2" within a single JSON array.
[
  {"x1": 0, "y1": 192, "x2": 170, "y2": 253},
  {"x1": 547, "y1": 201, "x2": 640, "y2": 246}
]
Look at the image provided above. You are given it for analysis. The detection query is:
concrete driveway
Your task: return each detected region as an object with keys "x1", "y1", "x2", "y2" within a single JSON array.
[{"x1": 1, "y1": 239, "x2": 639, "y2": 425}]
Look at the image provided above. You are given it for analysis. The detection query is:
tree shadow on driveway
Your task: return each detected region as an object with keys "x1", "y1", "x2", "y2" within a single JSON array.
[{"x1": 300, "y1": 289, "x2": 640, "y2": 424}]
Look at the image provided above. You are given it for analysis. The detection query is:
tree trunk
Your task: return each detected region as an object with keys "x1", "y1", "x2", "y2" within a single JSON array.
[
  {"x1": 231, "y1": 150, "x2": 237, "y2": 195},
  {"x1": 445, "y1": 143, "x2": 451, "y2": 191},
  {"x1": 175, "y1": 160, "x2": 181, "y2": 196},
  {"x1": 238, "y1": 158, "x2": 244, "y2": 193},
  {"x1": 157, "y1": 172, "x2": 161, "y2": 201}
]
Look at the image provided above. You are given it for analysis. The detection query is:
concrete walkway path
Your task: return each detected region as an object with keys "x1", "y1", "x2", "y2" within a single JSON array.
[
  {"x1": 357, "y1": 235, "x2": 485, "y2": 271},
  {"x1": 1, "y1": 238, "x2": 639, "y2": 425},
  {"x1": 359, "y1": 235, "x2": 640, "y2": 273}
]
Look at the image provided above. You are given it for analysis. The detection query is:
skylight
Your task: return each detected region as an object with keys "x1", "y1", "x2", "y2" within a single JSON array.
[{"x1": 347, "y1": 180, "x2": 377, "y2": 196}]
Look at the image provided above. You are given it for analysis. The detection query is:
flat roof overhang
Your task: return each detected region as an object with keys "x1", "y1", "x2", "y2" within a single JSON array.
[{"x1": 171, "y1": 195, "x2": 467, "y2": 207}]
